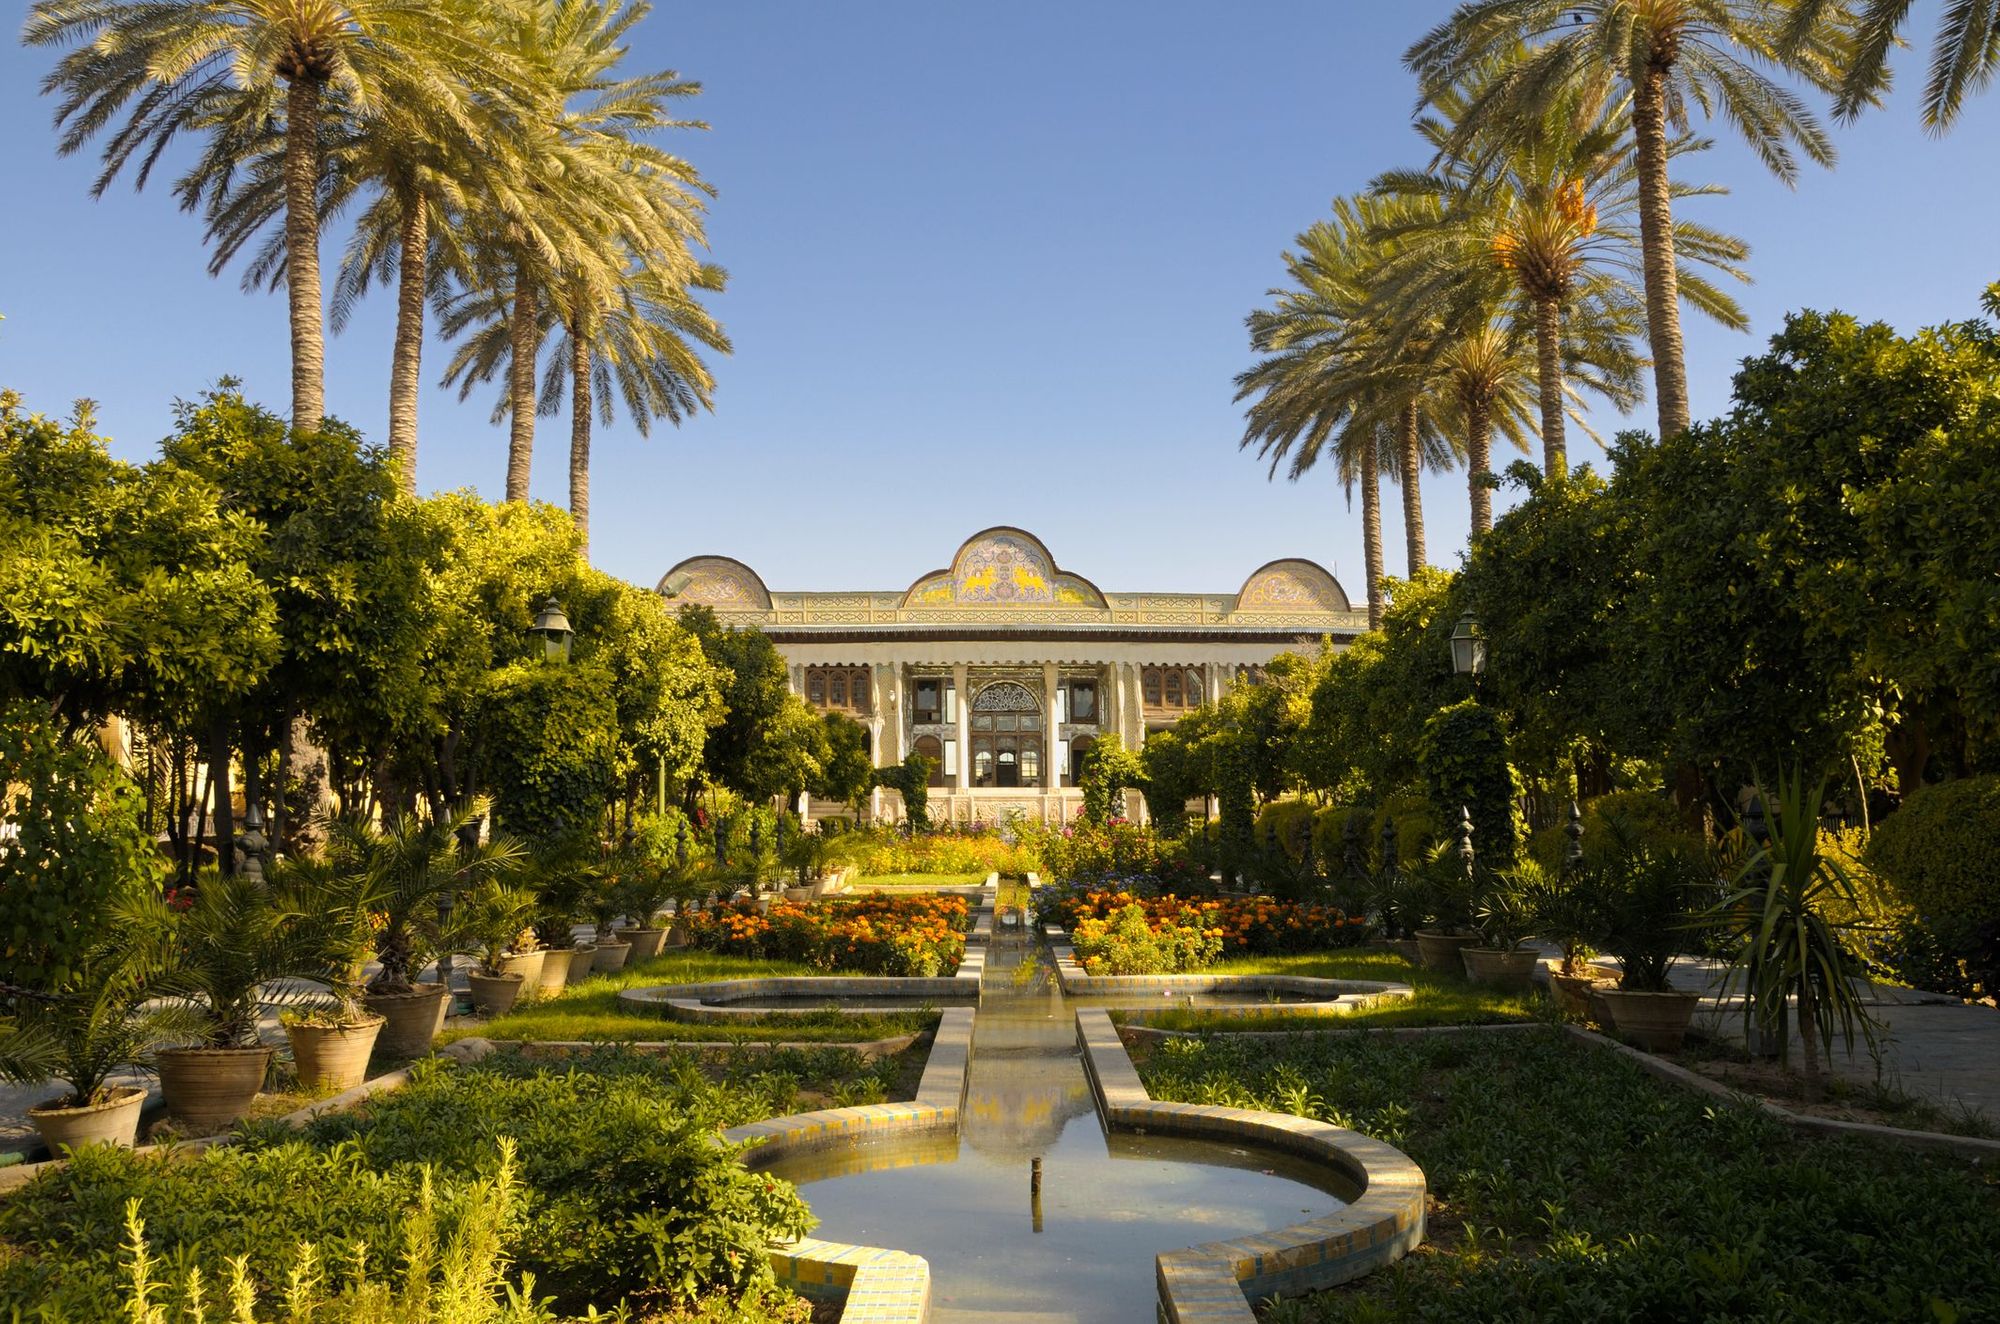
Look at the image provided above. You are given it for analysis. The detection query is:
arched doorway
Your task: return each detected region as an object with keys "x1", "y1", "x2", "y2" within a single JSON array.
[{"x1": 969, "y1": 681, "x2": 1043, "y2": 790}]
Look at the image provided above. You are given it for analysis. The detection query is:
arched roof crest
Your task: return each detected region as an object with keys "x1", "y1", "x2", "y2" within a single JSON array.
[{"x1": 656, "y1": 555, "x2": 773, "y2": 612}]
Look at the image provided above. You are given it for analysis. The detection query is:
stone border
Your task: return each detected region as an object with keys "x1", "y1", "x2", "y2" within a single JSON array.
[
  {"x1": 1074, "y1": 1008, "x2": 1426, "y2": 1323},
  {"x1": 1560, "y1": 1024, "x2": 2000, "y2": 1162},
  {"x1": 722, "y1": 1004, "x2": 976, "y2": 1324},
  {"x1": 1044, "y1": 926, "x2": 1414, "y2": 1018}
]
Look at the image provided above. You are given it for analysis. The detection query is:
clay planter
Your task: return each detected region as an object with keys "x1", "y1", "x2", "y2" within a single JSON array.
[
  {"x1": 1414, "y1": 930, "x2": 1482, "y2": 974},
  {"x1": 467, "y1": 970, "x2": 527, "y2": 1017},
  {"x1": 285, "y1": 1015, "x2": 385, "y2": 1092},
  {"x1": 536, "y1": 947, "x2": 576, "y2": 998},
  {"x1": 566, "y1": 944, "x2": 598, "y2": 981},
  {"x1": 1545, "y1": 962, "x2": 1622, "y2": 1021},
  {"x1": 156, "y1": 1046, "x2": 273, "y2": 1135},
  {"x1": 1461, "y1": 946, "x2": 1540, "y2": 991},
  {"x1": 620, "y1": 926, "x2": 668, "y2": 961},
  {"x1": 363, "y1": 983, "x2": 451, "y2": 1058},
  {"x1": 30, "y1": 1085, "x2": 148, "y2": 1153},
  {"x1": 496, "y1": 949, "x2": 547, "y2": 992},
  {"x1": 592, "y1": 939, "x2": 632, "y2": 973},
  {"x1": 1598, "y1": 988, "x2": 1702, "y2": 1053}
]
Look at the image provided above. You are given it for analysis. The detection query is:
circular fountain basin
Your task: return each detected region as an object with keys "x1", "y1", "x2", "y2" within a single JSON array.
[{"x1": 620, "y1": 976, "x2": 980, "y2": 1022}]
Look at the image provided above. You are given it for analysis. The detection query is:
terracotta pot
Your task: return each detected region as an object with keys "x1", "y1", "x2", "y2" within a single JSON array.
[
  {"x1": 1544, "y1": 962, "x2": 1622, "y2": 1021},
  {"x1": 30, "y1": 1085, "x2": 148, "y2": 1153},
  {"x1": 592, "y1": 939, "x2": 632, "y2": 973},
  {"x1": 496, "y1": 949, "x2": 547, "y2": 991},
  {"x1": 285, "y1": 1016, "x2": 385, "y2": 1092},
  {"x1": 156, "y1": 1046, "x2": 273, "y2": 1135},
  {"x1": 621, "y1": 926, "x2": 668, "y2": 961},
  {"x1": 1461, "y1": 946, "x2": 1540, "y2": 990},
  {"x1": 1598, "y1": 988, "x2": 1702, "y2": 1053},
  {"x1": 363, "y1": 983, "x2": 451, "y2": 1058},
  {"x1": 665, "y1": 922, "x2": 692, "y2": 947},
  {"x1": 467, "y1": 970, "x2": 527, "y2": 1017},
  {"x1": 537, "y1": 947, "x2": 575, "y2": 998},
  {"x1": 566, "y1": 944, "x2": 598, "y2": 981},
  {"x1": 1414, "y1": 930, "x2": 1482, "y2": 974},
  {"x1": 1368, "y1": 938, "x2": 1424, "y2": 964}
]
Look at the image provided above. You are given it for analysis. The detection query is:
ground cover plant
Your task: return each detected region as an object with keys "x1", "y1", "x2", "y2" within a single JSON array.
[
  {"x1": 683, "y1": 893, "x2": 971, "y2": 976},
  {"x1": 0, "y1": 1045, "x2": 895, "y2": 1320},
  {"x1": 1112, "y1": 949, "x2": 1541, "y2": 1029},
  {"x1": 854, "y1": 871, "x2": 988, "y2": 889},
  {"x1": 441, "y1": 950, "x2": 936, "y2": 1045},
  {"x1": 1138, "y1": 1028, "x2": 2000, "y2": 1321}
]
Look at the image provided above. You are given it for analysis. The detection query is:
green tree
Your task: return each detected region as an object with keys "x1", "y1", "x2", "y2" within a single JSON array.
[
  {"x1": 1406, "y1": 1, "x2": 1853, "y2": 441},
  {"x1": 1078, "y1": 734, "x2": 1145, "y2": 825},
  {"x1": 475, "y1": 660, "x2": 621, "y2": 842},
  {"x1": 27, "y1": 0, "x2": 503, "y2": 432},
  {"x1": 815, "y1": 712, "x2": 875, "y2": 812}
]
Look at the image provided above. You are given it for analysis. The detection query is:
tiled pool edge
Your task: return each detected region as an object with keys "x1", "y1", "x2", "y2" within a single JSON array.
[
  {"x1": 1074, "y1": 1008, "x2": 1427, "y2": 1324},
  {"x1": 723, "y1": 1003, "x2": 976, "y2": 1324}
]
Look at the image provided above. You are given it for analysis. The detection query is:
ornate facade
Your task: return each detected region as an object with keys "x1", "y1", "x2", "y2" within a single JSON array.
[{"x1": 659, "y1": 528, "x2": 1364, "y2": 824}]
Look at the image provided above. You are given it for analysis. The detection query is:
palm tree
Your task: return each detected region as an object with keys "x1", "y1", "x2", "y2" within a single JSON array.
[
  {"x1": 26, "y1": 0, "x2": 502, "y2": 434},
  {"x1": 1785, "y1": 0, "x2": 1997, "y2": 130},
  {"x1": 440, "y1": 0, "x2": 716, "y2": 505},
  {"x1": 1375, "y1": 73, "x2": 1740, "y2": 473},
  {"x1": 1237, "y1": 195, "x2": 1413, "y2": 628},
  {"x1": 1405, "y1": 1, "x2": 1853, "y2": 441},
  {"x1": 1400, "y1": 295, "x2": 1545, "y2": 539},
  {"x1": 552, "y1": 259, "x2": 729, "y2": 551}
]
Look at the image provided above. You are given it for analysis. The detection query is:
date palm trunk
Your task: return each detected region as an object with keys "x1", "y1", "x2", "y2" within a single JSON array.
[
  {"x1": 1535, "y1": 291, "x2": 1566, "y2": 475},
  {"x1": 1632, "y1": 67, "x2": 1691, "y2": 441},
  {"x1": 386, "y1": 193, "x2": 427, "y2": 495},
  {"x1": 569, "y1": 320, "x2": 593, "y2": 555},
  {"x1": 505, "y1": 270, "x2": 538, "y2": 502},
  {"x1": 1466, "y1": 392, "x2": 1493, "y2": 540},
  {"x1": 1360, "y1": 440, "x2": 1384, "y2": 630},
  {"x1": 283, "y1": 77, "x2": 327, "y2": 433},
  {"x1": 1399, "y1": 401, "x2": 1426, "y2": 573}
]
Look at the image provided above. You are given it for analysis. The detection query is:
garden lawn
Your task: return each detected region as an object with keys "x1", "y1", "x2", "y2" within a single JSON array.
[
  {"x1": 1138, "y1": 1027, "x2": 2000, "y2": 1322},
  {"x1": 1120, "y1": 950, "x2": 1544, "y2": 1030},
  {"x1": 441, "y1": 949, "x2": 936, "y2": 1045}
]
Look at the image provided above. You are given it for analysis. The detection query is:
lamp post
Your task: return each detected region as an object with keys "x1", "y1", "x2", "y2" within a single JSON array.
[
  {"x1": 1448, "y1": 612, "x2": 1487, "y2": 682},
  {"x1": 531, "y1": 595, "x2": 574, "y2": 663}
]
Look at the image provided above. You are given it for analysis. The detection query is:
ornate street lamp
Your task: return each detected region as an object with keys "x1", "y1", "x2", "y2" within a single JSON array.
[
  {"x1": 1448, "y1": 612, "x2": 1487, "y2": 679},
  {"x1": 531, "y1": 596, "x2": 574, "y2": 663}
]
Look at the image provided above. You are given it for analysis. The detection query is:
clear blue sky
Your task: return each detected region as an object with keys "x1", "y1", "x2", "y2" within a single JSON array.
[{"x1": 3, "y1": 2, "x2": 1995, "y2": 599}]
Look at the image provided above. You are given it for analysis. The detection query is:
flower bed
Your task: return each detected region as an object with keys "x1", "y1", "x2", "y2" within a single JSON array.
[
  {"x1": 1050, "y1": 886, "x2": 1370, "y2": 974},
  {"x1": 683, "y1": 893, "x2": 972, "y2": 976},
  {"x1": 826, "y1": 826, "x2": 1039, "y2": 877}
]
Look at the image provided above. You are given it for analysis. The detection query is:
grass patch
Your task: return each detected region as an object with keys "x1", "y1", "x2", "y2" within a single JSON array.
[
  {"x1": 1139, "y1": 1028, "x2": 2000, "y2": 1321},
  {"x1": 440, "y1": 949, "x2": 936, "y2": 1045},
  {"x1": 854, "y1": 871, "x2": 988, "y2": 889},
  {"x1": 1127, "y1": 949, "x2": 1547, "y2": 1029}
]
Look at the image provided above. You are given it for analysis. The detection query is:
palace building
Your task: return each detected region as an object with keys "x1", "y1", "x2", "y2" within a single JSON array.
[{"x1": 658, "y1": 527, "x2": 1364, "y2": 824}]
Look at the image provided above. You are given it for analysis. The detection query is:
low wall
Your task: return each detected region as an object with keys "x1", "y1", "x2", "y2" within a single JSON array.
[{"x1": 1044, "y1": 928, "x2": 1413, "y2": 1018}]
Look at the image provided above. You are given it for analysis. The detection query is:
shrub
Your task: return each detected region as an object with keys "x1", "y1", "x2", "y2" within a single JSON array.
[
  {"x1": 1070, "y1": 901, "x2": 1223, "y2": 975},
  {"x1": 825, "y1": 826, "x2": 1037, "y2": 878},
  {"x1": 1866, "y1": 776, "x2": 2000, "y2": 995},
  {"x1": 1416, "y1": 699, "x2": 1524, "y2": 865},
  {"x1": 1367, "y1": 791, "x2": 1441, "y2": 871},
  {"x1": 1046, "y1": 887, "x2": 1369, "y2": 968}
]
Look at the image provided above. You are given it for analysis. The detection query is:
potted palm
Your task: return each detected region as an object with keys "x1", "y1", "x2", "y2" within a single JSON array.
[
  {"x1": 353, "y1": 806, "x2": 524, "y2": 1057},
  {"x1": 1713, "y1": 772, "x2": 1880, "y2": 1101},
  {"x1": 150, "y1": 873, "x2": 318, "y2": 1135},
  {"x1": 585, "y1": 866, "x2": 633, "y2": 973},
  {"x1": 615, "y1": 863, "x2": 677, "y2": 962},
  {"x1": 526, "y1": 841, "x2": 597, "y2": 995},
  {"x1": 1516, "y1": 863, "x2": 1617, "y2": 1019},
  {"x1": 1593, "y1": 840, "x2": 1713, "y2": 1052},
  {"x1": 1461, "y1": 865, "x2": 1540, "y2": 989},
  {"x1": 274, "y1": 852, "x2": 389, "y2": 1092},
  {"x1": 462, "y1": 883, "x2": 545, "y2": 1016},
  {"x1": 1411, "y1": 845, "x2": 1482, "y2": 973},
  {"x1": 0, "y1": 911, "x2": 196, "y2": 1153}
]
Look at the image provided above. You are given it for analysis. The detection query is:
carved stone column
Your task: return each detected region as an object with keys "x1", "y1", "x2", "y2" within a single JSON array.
[{"x1": 952, "y1": 662, "x2": 970, "y2": 791}]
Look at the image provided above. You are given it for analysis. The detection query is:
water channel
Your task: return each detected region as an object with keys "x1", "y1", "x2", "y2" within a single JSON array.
[{"x1": 765, "y1": 918, "x2": 1355, "y2": 1323}]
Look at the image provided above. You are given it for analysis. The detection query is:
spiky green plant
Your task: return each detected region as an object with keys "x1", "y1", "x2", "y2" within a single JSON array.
[
  {"x1": 1715, "y1": 770, "x2": 1881, "y2": 1100},
  {"x1": 1785, "y1": 0, "x2": 1997, "y2": 130}
]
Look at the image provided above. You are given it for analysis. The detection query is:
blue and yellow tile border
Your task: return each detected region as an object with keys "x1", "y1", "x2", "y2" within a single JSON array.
[{"x1": 1074, "y1": 1009, "x2": 1428, "y2": 1324}]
